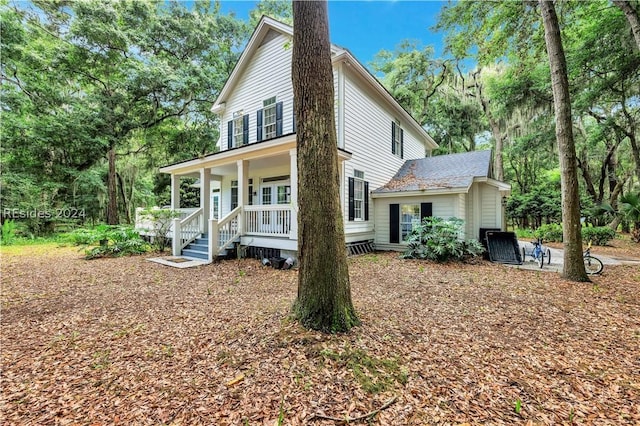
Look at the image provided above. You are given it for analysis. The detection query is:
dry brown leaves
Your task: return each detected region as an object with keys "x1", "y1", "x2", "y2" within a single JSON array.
[{"x1": 1, "y1": 246, "x2": 639, "y2": 425}]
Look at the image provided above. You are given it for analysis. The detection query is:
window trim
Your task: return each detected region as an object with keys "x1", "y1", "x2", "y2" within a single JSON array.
[
  {"x1": 353, "y1": 170, "x2": 365, "y2": 221},
  {"x1": 400, "y1": 203, "x2": 421, "y2": 242},
  {"x1": 232, "y1": 116, "x2": 243, "y2": 148},
  {"x1": 263, "y1": 97, "x2": 277, "y2": 140},
  {"x1": 392, "y1": 120, "x2": 404, "y2": 159}
]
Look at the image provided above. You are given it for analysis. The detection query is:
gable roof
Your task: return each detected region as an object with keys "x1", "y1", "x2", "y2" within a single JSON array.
[
  {"x1": 372, "y1": 150, "x2": 502, "y2": 194},
  {"x1": 211, "y1": 16, "x2": 437, "y2": 151}
]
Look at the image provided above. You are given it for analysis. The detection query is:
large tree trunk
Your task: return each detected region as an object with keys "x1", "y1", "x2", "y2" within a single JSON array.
[
  {"x1": 473, "y1": 71, "x2": 504, "y2": 181},
  {"x1": 106, "y1": 146, "x2": 119, "y2": 225},
  {"x1": 540, "y1": 0, "x2": 588, "y2": 281},
  {"x1": 614, "y1": 0, "x2": 640, "y2": 50},
  {"x1": 291, "y1": 0, "x2": 358, "y2": 332}
]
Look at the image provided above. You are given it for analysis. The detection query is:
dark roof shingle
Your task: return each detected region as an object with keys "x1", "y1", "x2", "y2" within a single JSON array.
[{"x1": 373, "y1": 150, "x2": 492, "y2": 194}]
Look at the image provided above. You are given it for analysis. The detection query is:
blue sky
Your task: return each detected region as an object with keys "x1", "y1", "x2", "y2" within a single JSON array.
[{"x1": 219, "y1": 1, "x2": 448, "y2": 67}]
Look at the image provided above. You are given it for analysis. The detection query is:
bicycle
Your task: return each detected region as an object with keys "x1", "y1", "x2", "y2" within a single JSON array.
[
  {"x1": 521, "y1": 238, "x2": 551, "y2": 268},
  {"x1": 583, "y1": 241, "x2": 604, "y2": 275}
]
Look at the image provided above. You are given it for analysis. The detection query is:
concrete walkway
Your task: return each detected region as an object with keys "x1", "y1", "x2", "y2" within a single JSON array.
[{"x1": 510, "y1": 241, "x2": 640, "y2": 273}]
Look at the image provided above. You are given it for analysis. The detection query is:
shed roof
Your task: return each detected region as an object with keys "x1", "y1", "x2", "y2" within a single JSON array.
[{"x1": 373, "y1": 150, "x2": 493, "y2": 194}]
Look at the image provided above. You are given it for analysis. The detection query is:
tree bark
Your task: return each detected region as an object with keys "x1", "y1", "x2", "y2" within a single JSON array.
[
  {"x1": 614, "y1": 0, "x2": 640, "y2": 50},
  {"x1": 473, "y1": 70, "x2": 504, "y2": 181},
  {"x1": 291, "y1": 0, "x2": 359, "y2": 332},
  {"x1": 540, "y1": 0, "x2": 588, "y2": 281},
  {"x1": 106, "y1": 146, "x2": 119, "y2": 225}
]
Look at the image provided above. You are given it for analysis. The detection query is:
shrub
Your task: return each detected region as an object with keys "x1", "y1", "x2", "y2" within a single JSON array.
[
  {"x1": 65, "y1": 228, "x2": 100, "y2": 245},
  {"x1": 137, "y1": 208, "x2": 180, "y2": 252},
  {"x1": 1, "y1": 220, "x2": 17, "y2": 246},
  {"x1": 581, "y1": 226, "x2": 616, "y2": 246},
  {"x1": 64, "y1": 225, "x2": 150, "y2": 259},
  {"x1": 402, "y1": 217, "x2": 484, "y2": 262},
  {"x1": 534, "y1": 223, "x2": 563, "y2": 242}
]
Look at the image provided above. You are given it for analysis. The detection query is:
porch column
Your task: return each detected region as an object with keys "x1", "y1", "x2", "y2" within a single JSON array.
[
  {"x1": 200, "y1": 168, "x2": 210, "y2": 234},
  {"x1": 289, "y1": 149, "x2": 298, "y2": 240},
  {"x1": 170, "y1": 174, "x2": 180, "y2": 209},
  {"x1": 237, "y1": 160, "x2": 249, "y2": 234}
]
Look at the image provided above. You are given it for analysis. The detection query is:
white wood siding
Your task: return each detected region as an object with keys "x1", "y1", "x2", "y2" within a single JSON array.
[
  {"x1": 457, "y1": 193, "x2": 467, "y2": 239},
  {"x1": 219, "y1": 32, "x2": 294, "y2": 150},
  {"x1": 480, "y1": 183, "x2": 499, "y2": 228},
  {"x1": 373, "y1": 195, "x2": 459, "y2": 251},
  {"x1": 341, "y1": 68, "x2": 428, "y2": 240}
]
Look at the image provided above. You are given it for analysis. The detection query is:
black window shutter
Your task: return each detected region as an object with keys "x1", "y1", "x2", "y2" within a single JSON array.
[
  {"x1": 242, "y1": 114, "x2": 249, "y2": 145},
  {"x1": 348, "y1": 177, "x2": 355, "y2": 221},
  {"x1": 390, "y1": 204, "x2": 400, "y2": 243},
  {"x1": 400, "y1": 128, "x2": 404, "y2": 159},
  {"x1": 391, "y1": 122, "x2": 396, "y2": 155},
  {"x1": 420, "y1": 202, "x2": 432, "y2": 220},
  {"x1": 364, "y1": 181, "x2": 369, "y2": 221},
  {"x1": 227, "y1": 120, "x2": 233, "y2": 149},
  {"x1": 276, "y1": 101, "x2": 283, "y2": 136},
  {"x1": 292, "y1": 109, "x2": 296, "y2": 133},
  {"x1": 256, "y1": 109, "x2": 263, "y2": 141}
]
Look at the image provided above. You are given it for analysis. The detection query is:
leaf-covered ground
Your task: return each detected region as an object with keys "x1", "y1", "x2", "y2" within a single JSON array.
[{"x1": 1, "y1": 245, "x2": 639, "y2": 425}]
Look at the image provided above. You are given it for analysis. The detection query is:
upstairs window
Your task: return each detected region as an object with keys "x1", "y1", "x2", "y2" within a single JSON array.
[
  {"x1": 392, "y1": 120, "x2": 404, "y2": 159},
  {"x1": 233, "y1": 115, "x2": 244, "y2": 147},
  {"x1": 257, "y1": 97, "x2": 283, "y2": 141},
  {"x1": 263, "y1": 97, "x2": 277, "y2": 140},
  {"x1": 227, "y1": 113, "x2": 248, "y2": 149}
]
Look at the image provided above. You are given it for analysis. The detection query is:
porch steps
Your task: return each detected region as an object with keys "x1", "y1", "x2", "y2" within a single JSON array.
[
  {"x1": 180, "y1": 233, "x2": 239, "y2": 261},
  {"x1": 181, "y1": 234, "x2": 210, "y2": 260}
]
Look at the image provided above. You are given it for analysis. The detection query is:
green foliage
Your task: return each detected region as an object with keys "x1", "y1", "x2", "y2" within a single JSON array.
[
  {"x1": 319, "y1": 346, "x2": 407, "y2": 394},
  {"x1": 506, "y1": 185, "x2": 562, "y2": 229},
  {"x1": 1, "y1": 220, "x2": 17, "y2": 246},
  {"x1": 402, "y1": 217, "x2": 484, "y2": 262},
  {"x1": 534, "y1": 223, "x2": 563, "y2": 242},
  {"x1": 581, "y1": 227, "x2": 616, "y2": 246},
  {"x1": 137, "y1": 208, "x2": 180, "y2": 252},
  {"x1": 1, "y1": 0, "x2": 248, "y2": 229},
  {"x1": 66, "y1": 228, "x2": 101, "y2": 246},
  {"x1": 72, "y1": 225, "x2": 150, "y2": 259},
  {"x1": 620, "y1": 191, "x2": 640, "y2": 242}
]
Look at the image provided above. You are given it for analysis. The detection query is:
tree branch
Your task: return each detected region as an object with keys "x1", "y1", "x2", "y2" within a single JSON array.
[{"x1": 309, "y1": 397, "x2": 398, "y2": 424}]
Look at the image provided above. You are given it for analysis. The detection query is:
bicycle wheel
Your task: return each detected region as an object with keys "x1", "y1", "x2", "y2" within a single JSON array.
[
  {"x1": 545, "y1": 248, "x2": 551, "y2": 265},
  {"x1": 537, "y1": 253, "x2": 544, "y2": 268},
  {"x1": 521, "y1": 247, "x2": 527, "y2": 263},
  {"x1": 584, "y1": 255, "x2": 604, "y2": 275}
]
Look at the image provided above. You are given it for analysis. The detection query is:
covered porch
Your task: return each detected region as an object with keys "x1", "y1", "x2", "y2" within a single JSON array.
[
  {"x1": 165, "y1": 138, "x2": 299, "y2": 261},
  {"x1": 139, "y1": 136, "x2": 352, "y2": 262}
]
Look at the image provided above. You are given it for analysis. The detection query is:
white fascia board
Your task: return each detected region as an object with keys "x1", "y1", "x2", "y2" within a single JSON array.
[
  {"x1": 160, "y1": 135, "x2": 351, "y2": 175},
  {"x1": 211, "y1": 17, "x2": 293, "y2": 113},
  {"x1": 160, "y1": 134, "x2": 295, "y2": 174},
  {"x1": 332, "y1": 51, "x2": 439, "y2": 151},
  {"x1": 473, "y1": 177, "x2": 512, "y2": 192},
  {"x1": 371, "y1": 187, "x2": 470, "y2": 199}
]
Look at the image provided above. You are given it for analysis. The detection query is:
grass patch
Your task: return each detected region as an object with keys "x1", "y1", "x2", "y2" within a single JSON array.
[{"x1": 319, "y1": 346, "x2": 408, "y2": 394}]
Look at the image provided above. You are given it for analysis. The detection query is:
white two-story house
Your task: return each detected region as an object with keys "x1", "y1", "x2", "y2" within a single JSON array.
[{"x1": 152, "y1": 16, "x2": 510, "y2": 262}]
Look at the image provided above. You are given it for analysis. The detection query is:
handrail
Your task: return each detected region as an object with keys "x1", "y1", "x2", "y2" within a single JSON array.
[
  {"x1": 217, "y1": 206, "x2": 242, "y2": 253},
  {"x1": 178, "y1": 207, "x2": 203, "y2": 250}
]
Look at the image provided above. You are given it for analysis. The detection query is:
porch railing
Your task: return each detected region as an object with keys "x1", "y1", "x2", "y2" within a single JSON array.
[
  {"x1": 244, "y1": 205, "x2": 292, "y2": 237},
  {"x1": 172, "y1": 207, "x2": 203, "y2": 255},
  {"x1": 208, "y1": 206, "x2": 242, "y2": 261}
]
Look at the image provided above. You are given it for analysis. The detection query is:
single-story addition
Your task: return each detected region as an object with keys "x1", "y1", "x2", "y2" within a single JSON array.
[
  {"x1": 372, "y1": 150, "x2": 511, "y2": 251},
  {"x1": 138, "y1": 16, "x2": 510, "y2": 263}
]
